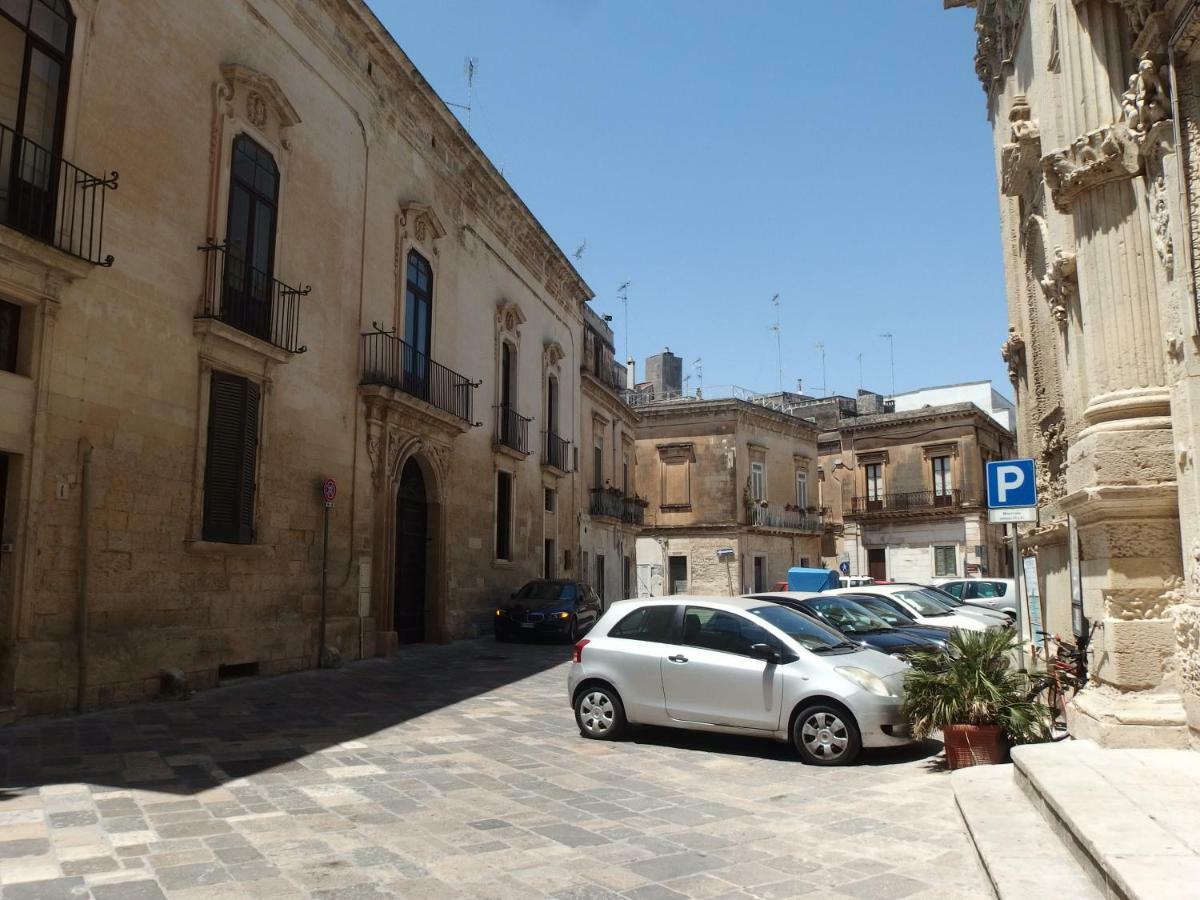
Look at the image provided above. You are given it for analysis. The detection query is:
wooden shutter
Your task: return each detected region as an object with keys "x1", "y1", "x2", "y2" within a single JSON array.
[{"x1": 203, "y1": 371, "x2": 260, "y2": 543}]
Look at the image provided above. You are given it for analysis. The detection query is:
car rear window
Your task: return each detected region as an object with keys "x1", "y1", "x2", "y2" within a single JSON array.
[{"x1": 609, "y1": 605, "x2": 676, "y2": 642}]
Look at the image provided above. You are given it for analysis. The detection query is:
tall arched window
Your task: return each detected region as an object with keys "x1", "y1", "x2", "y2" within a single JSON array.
[
  {"x1": 0, "y1": 0, "x2": 74, "y2": 236},
  {"x1": 405, "y1": 249, "x2": 432, "y2": 358},
  {"x1": 223, "y1": 134, "x2": 279, "y2": 340}
]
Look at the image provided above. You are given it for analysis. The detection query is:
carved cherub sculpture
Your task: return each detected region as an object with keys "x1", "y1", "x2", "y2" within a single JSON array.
[
  {"x1": 1000, "y1": 325, "x2": 1025, "y2": 382},
  {"x1": 1122, "y1": 55, "x2": 1169, "y2": 135}
]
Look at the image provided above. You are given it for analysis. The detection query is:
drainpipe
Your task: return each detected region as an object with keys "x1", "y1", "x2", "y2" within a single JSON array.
[{"x1": 77, "y1": 439, "x2": 92, "y2": 713}]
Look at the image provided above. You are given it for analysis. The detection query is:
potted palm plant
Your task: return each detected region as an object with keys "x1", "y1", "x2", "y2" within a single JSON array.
[{"x1": 903, "y1": 628, "x2": 1051, "y2": 769}]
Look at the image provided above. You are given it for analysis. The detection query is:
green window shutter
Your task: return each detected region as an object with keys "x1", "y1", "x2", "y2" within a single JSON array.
[{"x1": 203, "y1": 371, "x2": 259, "y2": 543}]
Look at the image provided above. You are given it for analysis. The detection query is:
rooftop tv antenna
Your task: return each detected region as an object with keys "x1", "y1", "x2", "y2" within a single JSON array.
[
  {"x1": 463, "y1": 57, "x2": 478, "y2": 131},
  {"x1": 573, "y1": 240, "x2": 587, "y2": 265},
  {"x1": 445, "y1": 57, "x2": 479, "y2": 132},
  {"x1": 617, "y1": 281, "x2": 631, "y2": 362},
  {"x1": 693, "y1": 357, "x2": 703, "y2": 396},
  {"x1": 769, "y1": 294, "x2": 783, "y2": 395},
  {"x1": 880, "y1": 333, "x2": 895, "y2": 398},
  {"x1": 815, "y1": 341, "x2": 827, "y2": 397}
]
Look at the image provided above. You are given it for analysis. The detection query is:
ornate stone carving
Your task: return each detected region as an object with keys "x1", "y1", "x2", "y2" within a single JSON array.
[
  {"x1": 495, "y1": 300, "x2": 526, "y2": 336},
  {"x1": 246, "y1": 91, "x2": 268, "y2": 128},
  {"x1": 1036, "y1": 417, "x2": 1067, "y2": 504},
  {"x1": 1106, "y1": 591, "x2": 1172, "y2": 621},
  {"x1": 1150, "y1": 174, "x2": 1174, "y2": 275},
  {"x1": 1040, "y1": 246, "x2": 1077, "y2": 324},
  {"x1": 1107, "y1": 1, "x2": 1161, "y2": 45},
  {"x1": 1041, "y1": 125, "x2": 1141, "y2": 213},
  {"x1": 398, "y1": 202, "x2": 447, "y2": 247},
  {"x1": 543, "y1": 340, "x2": 566, "y2": 370},
  {"x1": 1001, "y1": 96, "x2": 1043, "y2": 197},
  {"x1": 1121, "y1": 54, "x2": 1170, "y2": 139},
  {"x1": 1000, "y1": 325, "x2": 1025, "y2": 384},
  {"x1": 1190, "y1": 538, "x2": 1200, "y2": 596},
  {"x1": 956, "y1": 0, "x2": 1029, "y2": 94}
]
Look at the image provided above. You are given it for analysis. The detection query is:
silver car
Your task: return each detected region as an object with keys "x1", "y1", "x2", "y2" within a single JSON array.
[{"x1": 566, "y1": 595, "x2": 913, "y2": 766}]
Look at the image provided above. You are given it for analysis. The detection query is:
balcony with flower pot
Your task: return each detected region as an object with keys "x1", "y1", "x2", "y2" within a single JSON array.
[{"x1": 748, "y1": 502, "x2": 823, "y2": 535}]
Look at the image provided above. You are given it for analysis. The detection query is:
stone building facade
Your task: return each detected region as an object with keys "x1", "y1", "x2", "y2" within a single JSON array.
[
  {"x1": 0, "y1": 0, "x2": 593, "y2": 719},
  {"x1": 633, "y1": 399, "x2": 821, "y2": 597},
  {"x1": 820, "y1": 403, "x2": 1016, "y2": 584},
  {"x1": 579, "y1": 306, "x2": 641, "y2": 606},
  {"x1": 948, "y1": 0, "x2": 1200, "y2": 746}
]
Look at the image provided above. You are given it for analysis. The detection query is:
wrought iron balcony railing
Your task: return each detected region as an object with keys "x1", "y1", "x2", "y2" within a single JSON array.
[
  {"x1": 543, "y1": 431, "x2": 571, "y2": 471},
  {"x1": 361, "y1": 327, "x2": 477, "y2": 424},
  {"x1": 494, "y1": 405, "x2": 531, "y2": 454},
  {"x1": 0, "y1": 122, "x2": 118, "y2": 265},
  {"x1": 198, "y1": 241, "x2": 308, "y2": 353},
  {"x1": 750, "y1": 506, "x2": 823, "y2": 532},
  {"x1": 589, "y1": 488, "x2": 624, "y2": 519},
  {"x1": 621, "y1": 497, "x2": 645, "y2": 526},
  {"x1": 849, "y1": 489, "x2": 962, "y2": 516}
]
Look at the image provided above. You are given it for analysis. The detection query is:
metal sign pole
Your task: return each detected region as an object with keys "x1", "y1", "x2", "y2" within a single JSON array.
[
  {"x1": 1011, "y1": 522, "x2": 1025, "y2": 668},
  {"x1": 319, "y1": 502, "x2": 329, "y2": 668}
]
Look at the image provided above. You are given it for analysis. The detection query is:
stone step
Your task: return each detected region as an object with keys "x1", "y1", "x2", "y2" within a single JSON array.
[
  {"x1": 952, "y1": 763, "x2": 1101, "y2": 899},
  {"x1": 1012, "y1": 739, "x2": 1200, "y2": 899}
]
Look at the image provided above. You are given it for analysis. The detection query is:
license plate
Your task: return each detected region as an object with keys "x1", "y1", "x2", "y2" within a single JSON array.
[{"x1": 520, "y1": 623, "x2": 534, "y2": 629}]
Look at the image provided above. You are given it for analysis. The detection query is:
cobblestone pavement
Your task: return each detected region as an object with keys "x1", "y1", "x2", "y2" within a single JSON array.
[{"x1": 0, "y1": 640, "x2": 990, "y2": 899}]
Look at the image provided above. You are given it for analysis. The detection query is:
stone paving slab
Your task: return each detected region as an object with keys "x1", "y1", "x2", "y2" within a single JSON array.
[{"x1": 1, "y1": 639, "x2": 990, "y2": 898}]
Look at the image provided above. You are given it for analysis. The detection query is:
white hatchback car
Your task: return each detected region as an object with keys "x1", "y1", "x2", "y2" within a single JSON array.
[
  {"x1": 567, "y1": 595, "x2": 913, "y2": 766},
  {"x1": 823, "y1": 585, "x2": 996, "y2": 631}
]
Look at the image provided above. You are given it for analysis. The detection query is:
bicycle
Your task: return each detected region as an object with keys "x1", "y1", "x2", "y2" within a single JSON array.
[{"x1": 1032, "y1": 630, "x2": 1086, "y2": 740}]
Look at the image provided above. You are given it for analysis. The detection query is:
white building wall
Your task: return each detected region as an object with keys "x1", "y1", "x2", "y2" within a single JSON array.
[{"x1": 890, "y1": 382, "x2": 1016, "y2": 431}]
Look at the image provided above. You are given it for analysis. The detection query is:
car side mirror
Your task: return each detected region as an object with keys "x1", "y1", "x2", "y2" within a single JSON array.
[{"x1": 749, "y1": 643, "x2": 779, "y2": 664}]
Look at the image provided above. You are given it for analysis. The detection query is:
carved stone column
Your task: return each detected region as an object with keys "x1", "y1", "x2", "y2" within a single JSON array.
[{"x1": 1044, "y1": 1, "x2": 1186, "y2": 745}]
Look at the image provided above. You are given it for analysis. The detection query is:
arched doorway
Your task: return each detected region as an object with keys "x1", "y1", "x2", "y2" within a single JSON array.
[{"x1": 394, "y1": 458, "x2": 427, "y2": 644}]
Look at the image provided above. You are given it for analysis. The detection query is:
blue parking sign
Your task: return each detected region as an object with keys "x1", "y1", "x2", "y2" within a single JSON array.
[{"x1": 987, "y1": 459, "x2": 1037, "y2": 508}]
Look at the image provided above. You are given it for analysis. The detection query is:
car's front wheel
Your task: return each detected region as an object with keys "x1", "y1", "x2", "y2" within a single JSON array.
[
  {"x1": 574, "y1": 685, "x2": 626, "y2": 741},
  {"x1": 792, "y1": 704, "x2": 862, "y2": 766}
]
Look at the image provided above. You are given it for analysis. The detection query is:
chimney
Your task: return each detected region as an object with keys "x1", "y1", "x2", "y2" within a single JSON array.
[{"x1": 626, "y1": 357, "x2": 635, "y2": 390}]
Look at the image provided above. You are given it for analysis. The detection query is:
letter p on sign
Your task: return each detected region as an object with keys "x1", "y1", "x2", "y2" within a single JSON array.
[{"x1": 987, "y1": 459, "x2": 1037, "y2": 509}]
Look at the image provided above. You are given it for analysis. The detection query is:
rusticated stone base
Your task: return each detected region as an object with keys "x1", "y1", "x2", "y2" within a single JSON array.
[{"x1": 1066, "y1": 684, "x2": 1190, "y2": 749}]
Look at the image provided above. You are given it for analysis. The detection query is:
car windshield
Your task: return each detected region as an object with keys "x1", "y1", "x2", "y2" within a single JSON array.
[
  {"x1": 512, "y1": 582, "x2": 566, "y2": 603},
  {"x1": 851, "y1": 596, "x2": 915, "y2": 626},
  {"x1": 747, "y1": 605, "x2": 856, "y2": 652},
  {"x1": 893, "y1": 589, "x2": 955, "y2": 616},
  {"x1": 806, "y1": 598, "x2": 893, "y2": 634},
  {"x1": 922, "y1": 585, "x2": 965, "y2": 607}
]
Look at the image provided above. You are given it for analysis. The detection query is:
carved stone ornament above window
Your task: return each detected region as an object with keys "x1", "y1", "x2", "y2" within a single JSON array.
[
  {"x1": 218, "y1": 64, "x2": 301, "y2": 147},
  {"x1": 398, "y1": 202, "x2": 447, "y2": 246},
  {"x1": 496, "y1": 299, "x2": 526, "y2": 336},
  {"x1": 854, "y1": 450, "x2": 889, "y2": 466},
  {"x1": 921, "y1": 442, "x2": 959, "y2": 459},
  {"x1": 1041, "y1": 124, "x2": 1141, "y2": 213},
  {"x1": 543, "y1": 340, "x2": 566, "y2": 370},
  {"x1": 1001, "y1": 96, "x2": 1042, "y2": 197}
]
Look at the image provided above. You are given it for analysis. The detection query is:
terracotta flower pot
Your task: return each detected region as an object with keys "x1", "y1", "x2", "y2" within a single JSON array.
[{"x1": 942, "y1": 723, "x2": 1007, "y2": 769}]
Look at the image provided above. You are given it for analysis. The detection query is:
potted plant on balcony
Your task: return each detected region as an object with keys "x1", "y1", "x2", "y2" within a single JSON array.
[{"x1": 903, "y1": 628, "x2": 1051, "y2": 769}]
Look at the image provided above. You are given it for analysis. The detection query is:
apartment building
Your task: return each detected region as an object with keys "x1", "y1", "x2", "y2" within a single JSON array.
[
  {"x1": 823, "y1": 403, "x2": 1016, "y2": 582},
  {"x1": 634, "y1": 398, "x2": 821, "y2": 596},
  {"x1": 579, "y1": 308, "x2": 641, "y2": 606},
  {"x1": 0, "y1": 0, "x2": 590, "y2": 718}
]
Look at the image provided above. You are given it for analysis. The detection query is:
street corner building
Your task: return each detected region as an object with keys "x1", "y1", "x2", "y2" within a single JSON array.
[
  {"x1": 0, "y1": 0, "x2": 605, "y2": 719},
  {"x1": 632, "y1": 397, "x2": 823, "y2": 597},
  {"x1": 819, "y1": 399, "x2": 1016, "y2": 585},
  {"x1": 948, "y1": 0, "x2": 1200, "y2": 747}
]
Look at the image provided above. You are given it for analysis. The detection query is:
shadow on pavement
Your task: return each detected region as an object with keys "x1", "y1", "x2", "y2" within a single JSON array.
[
  {"x1": 623, "y1": 724, "x2": 944, "y2": 768},
  {"x1": 0, "y1": 638, "x2": 569, "y2": 796}
]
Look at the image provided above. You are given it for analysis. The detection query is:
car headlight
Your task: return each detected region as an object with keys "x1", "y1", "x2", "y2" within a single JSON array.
[
  {"x1": 557, "y1": 612, "x2": 570, "y2": 619},
  {"x1": 835, "y1": 666, "x2": 896, "y2": 697}
]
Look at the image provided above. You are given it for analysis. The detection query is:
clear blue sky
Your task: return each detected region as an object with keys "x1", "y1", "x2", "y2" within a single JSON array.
[{"x1": 366, "y1": 1, "x2": 1006, "y2": 400}]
